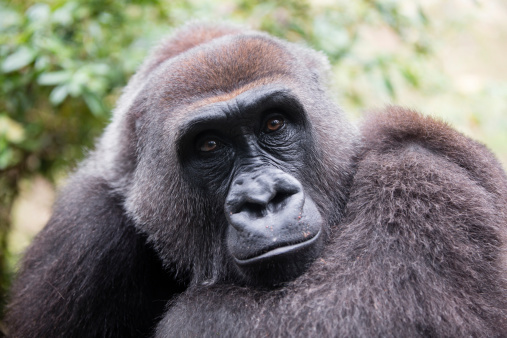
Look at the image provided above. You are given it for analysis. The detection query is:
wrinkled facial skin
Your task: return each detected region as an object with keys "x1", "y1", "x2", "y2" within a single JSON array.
[{"x1": 178, "y1": 87, "x2": 324, "y2": 286}]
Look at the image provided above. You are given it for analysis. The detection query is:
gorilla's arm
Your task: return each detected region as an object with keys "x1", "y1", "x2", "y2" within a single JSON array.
[
  {"x1": 327, "y1": 108, "x2": 507, "y2": 336},
  {"x1": 6, "y1": 173, "x2": 184, "y2": 338},
  {"x1": 157, "y1": 108, "x2": 507, "y2": 337}
]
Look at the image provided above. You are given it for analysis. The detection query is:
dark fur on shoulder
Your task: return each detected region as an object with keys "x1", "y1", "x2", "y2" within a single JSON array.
[{"x1": 6, "y1": 23, "x2": 507, "y2": 338}]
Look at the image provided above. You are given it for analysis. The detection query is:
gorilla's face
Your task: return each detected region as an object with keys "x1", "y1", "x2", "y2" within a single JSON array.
[
  {"x1": 124, "y1": 34, "x2": 356, "y2": 287},
  {"x1": 178, "y1": 86, "x2": 324, "y2": 285}
]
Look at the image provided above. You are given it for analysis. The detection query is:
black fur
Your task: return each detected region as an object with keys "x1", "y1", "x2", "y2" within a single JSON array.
[
  {"x1": 6, "y1": 174, "x2": 186, "y2": 336},
  {"x1": 6, "y1": 23, "x2": 507, "y2": 338}
]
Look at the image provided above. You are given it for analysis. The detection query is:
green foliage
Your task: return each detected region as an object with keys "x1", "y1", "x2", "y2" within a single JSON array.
[{"x1": 1, "y1": 1, "x2": 160, "y2": 177}]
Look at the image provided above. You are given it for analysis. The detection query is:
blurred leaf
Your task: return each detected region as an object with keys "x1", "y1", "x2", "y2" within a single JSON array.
[
  {"x1": 0, "y1": 147, "x2": 17, "y2": 170},
  {"x1": 38, "y1": 71, "x2": 71, "y2": 86},
  {"x1": 401, "y1": 67, "x2": 419, "y2": 87},
  {"x1": 51, "y1": 2, "x2": 77, "y2": 26},
  {"x1": 83, "y1": 91, "x2": 107, "y2": 116},
  {"x1": 26, "y1": 3, "x2": 51, "y2": 23},
  {"x1": 383, "y1": 75, "x2": 395, "y2": 98},
  {"x1": 34, "y1": 55, "x2": 51, "y2": 71},
  {"x1": 417, "y1": 6, "x2": 429, "y2": 26},
  {"x1": 89, "y1": 63, "x2": 110, "y2": 75},
  {"x1": 1, "y1": 47, "x2": 36, "y2": 73},
  {"x1": 0, "y1": 114, "x2": 25, "y2": 143},
  {"x1": 0, "y1": 6, "x2": 22, "y2": 29},
  {"x1": 49, "y1": 85, "x2": 69, "y2": 105}
]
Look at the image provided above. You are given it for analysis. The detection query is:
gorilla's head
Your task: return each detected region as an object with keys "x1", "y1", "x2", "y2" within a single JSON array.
[{"x1": 94, "y1": 23, "x2": 358, "y2": 287}]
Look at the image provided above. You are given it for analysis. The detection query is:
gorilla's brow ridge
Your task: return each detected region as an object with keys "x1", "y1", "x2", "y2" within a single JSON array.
[{"x1": 176, "y1": 86, "x2": 303, "y2": 146}]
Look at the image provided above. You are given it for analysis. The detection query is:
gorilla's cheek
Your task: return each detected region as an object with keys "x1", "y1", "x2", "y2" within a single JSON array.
[{"x1": 224, "y1": 169, "x2": 324, "y2": 285}]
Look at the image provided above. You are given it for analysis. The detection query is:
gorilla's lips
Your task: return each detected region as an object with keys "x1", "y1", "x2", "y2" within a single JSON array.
[{"x1": 233, "y1": 230, "x2": 321, "y2": 265}]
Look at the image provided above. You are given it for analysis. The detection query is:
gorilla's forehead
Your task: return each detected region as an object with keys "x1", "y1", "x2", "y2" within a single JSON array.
[{"x1": 149, "y1": 34, "x2": 298, "y2": 106}]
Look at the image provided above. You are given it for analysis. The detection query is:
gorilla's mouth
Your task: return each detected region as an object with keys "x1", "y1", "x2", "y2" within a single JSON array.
[{"x1": 233, "y1": 230, "x2": 321, "y2": 266}]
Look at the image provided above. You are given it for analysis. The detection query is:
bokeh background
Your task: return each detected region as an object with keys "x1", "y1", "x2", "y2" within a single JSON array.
[{"x1": 1, "y1": 0, "x2": 506, "y2": 322}]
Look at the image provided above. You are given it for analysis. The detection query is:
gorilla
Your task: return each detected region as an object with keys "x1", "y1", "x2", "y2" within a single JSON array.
[{"x1": 6, "y1": 23, "x2": 507, "y2": 337}]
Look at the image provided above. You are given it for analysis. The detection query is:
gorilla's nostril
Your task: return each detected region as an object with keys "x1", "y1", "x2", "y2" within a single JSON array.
[
  {"x1": 242, "y1": 202, "x2": 268, "y2": 218},
  {"x1": 269, "y1": 193, "x2": 291, "y2": 211}
]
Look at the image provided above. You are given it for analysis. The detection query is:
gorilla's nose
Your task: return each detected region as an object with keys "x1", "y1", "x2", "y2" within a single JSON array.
[
  {"x1": 225, "y1": 168, "x2": 321, "y2": 268},
  {"x1": 225, "y1": 169, "x2": 304, "y2": 225}
]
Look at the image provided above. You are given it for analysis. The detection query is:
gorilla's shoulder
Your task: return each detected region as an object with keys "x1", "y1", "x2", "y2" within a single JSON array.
[
  {"x1": 361, "y1": 106, "x2": 477, "y2": 154},
  {"x1": 357, "y1": 106, "x2": 507, "y2": 197}
]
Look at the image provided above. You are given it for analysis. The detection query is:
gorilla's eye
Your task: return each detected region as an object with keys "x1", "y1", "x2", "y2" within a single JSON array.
[
  {"x1": 264, "y1": 117, "x2": 285, "y2": 133},
  {"x1": 200, "y1": 139, "x2": 220, "y2": 152}
]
